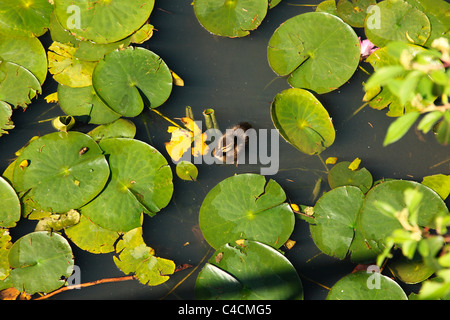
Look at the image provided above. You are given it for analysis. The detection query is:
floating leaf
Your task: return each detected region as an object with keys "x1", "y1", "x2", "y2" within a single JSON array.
[
  {"x1": 271, "y1": 88, "x2": 335, "y2": 155},
  {"x1": 328, "y1": 161, "x2": 373, "y2": 193},
  {"x1": 0, "y1": 61, "x2": 41, "y2": 108},
  {"x1": 0, "y1": 176, "x2": 20, "y2": 228},
  {"x1": 176, "y1": 161, "x2": 198, "y2": 181},
  {"x1": 359, "y1": 180, "x2": 450, "y2": 254},
  {"x1": 48, "y1": 42, "x2": 97, "y2": 88},
  {"x1": 51, "y1": 115, "x2": 76, "y2": 132},
  {"x1": 422, "y1": 174, "x2": 450, "y2": 200},
  {"x1": 87, "y1": 118, "x2": 137, "y2": 142},
  {"x1": 199, "y1": 174, "x2": 294, "y2": 249},
  {"x1": 195, "y1": 240, "x2": 303, "y2": 300},
  {"x1": 193, "y1": 0, "x2": 268, "y2": 38},
  {"x1": 8, "y1": 232, "x2": 74, "y2": 295},
  {"x1": 65, "y1": 215, "x2": 119, "y2": 254},
  {"x1": 0, "y1": 35, "x2": 47, "y2": 85},
  {"x1": 310, "y1": 186, "x2": 365, "y2": 260},
  {"x1": 388, "y1": 255, "x2": 434, "y2": 284},
  {"x1": 0, "y1": 230, "x2": 12, "y2": 281},
  {"x1": 0, "y1": 101, "x2": 14, "y2": 137},
  {"x1": 81, "y1": 138, "x2": 173, "y2": 232},
  {"x1": 0, "y1": 0, "x2": 53, "y2": 37},
  {"x1": 114, "y1": 227, "x2": 175, "y2": 286},
  {"x1": 57, "y1": 84, "x2": 121, "y2": 125},
  {"x1": 92, "y1": 47, "x2": 173, "y2": 117},
  {"x1": 336, "y1": 0, "x2": 377, "y2": 28},
  {"x1": 326, "y1": 271, "x2": 407, "y2": 300},
  {"x1": 12, "y1": 132, "x2": 110, "y2": 213},
  {"x1": 364, "y1": 0, "x2": 431, "y2": 47},
  {"x1": 267, "y1": 12, "x2": 360, "y2": 94},
  {"x1": 54, "y1": 0, "x2": 155, "y2": 44},
  {"x1": 34, "y1": 209, "x2": 80, "y2": 232}
]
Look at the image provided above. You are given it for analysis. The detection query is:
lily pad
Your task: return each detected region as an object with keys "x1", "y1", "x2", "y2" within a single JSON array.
[
  {"x1": 326, "y1": 271, "x2": 407, "y2": 300},
  {"x1": 364, "y1": 0, "x2": 431, "y2": 47},
  {"x1": 387, "y1": 255, "x2": 434, "y2": 284},
  {"x1": 58, "y1": 84, "x2": 121, "y2": 124},
  {"x1": 199, "y1": 174, "x2": 294, "y2": 249},
  {"x1": 176, "y1": 161, "x2": 198, "y2": 181},
  {"x1": 65, "y1": 214, "x2": 119, "y2": 254},
  {"x1": 0, "y1": 101, "x2": 14, "y2": 137},
  {"x1": 193, "y1": 0, "x2": 268, "y2": 38},
  {"x1": 310, "y1": 186, "x2": 365, "y2": 260},
  {"x1": 195, "y1": 240, "x2": 303, "y2": 300},
  {"x1": 87, "y1": 118, "x2": 137, "y2": 142},
  {"x1": 336, "y1": 0, "x2": 377, "y2": 28},
  {"x1": 0, "y1": 35, "x2": 47, "y2": 85},
  {"x1": 12, "y1": 131, "x2": 110, "y2": 213},
  {"x1": 53, "y1": 0, "x2": 154, "y2": 44},
  {"x1": 271, "y1": 88, "x2": 335, "y2": 155},
  {"x1": 92, "y1": 47, "x2": 173, "y2": 117},
  {"x1": 328, "y1": 161, "x2": 373, "y2": 193},
  {"x1": 81, "y1": 138, "x2": 173, "y2": 232},
  {"x1": 359, "y1": 180, "x2": 450, "y2": 254},
  {"x1": 48, "y1": 42, "x2": 97, "y2": 88},
  {"x1": 0, "y1": 176, "x2": 20, "y2": 228},
  {"x1": 0, "y1": 0, "x2": 53, "y2": 37},
  {"x1": 0, "y1": 61, "x2": 41, "y2": 108},
  {"x1": 267, "y1": 12, "x2": 360, "y2": 94},
  {"x1": 113, "y1": 227, "x2": 175, "y2": 286},
  {"x1": 8, "y1": 231, "x2": 74, "y2": 295}
]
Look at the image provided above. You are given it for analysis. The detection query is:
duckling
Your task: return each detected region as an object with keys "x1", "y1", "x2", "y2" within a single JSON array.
[{"x1": 213, "y1": 122, "x2": 252, "y2": 164}]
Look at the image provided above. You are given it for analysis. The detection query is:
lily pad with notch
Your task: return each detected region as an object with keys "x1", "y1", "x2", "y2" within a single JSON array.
[
  {"x1": 53, "y1": 0, "x2": 154, "y2": 44},
  {"x1": 364, "y1": 0, "x2": 431, "y2": 47},
  {"x1": 8, "y1": 231, "x2": 74, "y2": 295},
  {"x1": 199, "y1": 173, "x2": 294, "y2": 249},
  {"x1": 92, "y1": 47, "x2": 173, "y2": 117},
  {"x1": 12, "y1": 131, "x2": 110, "y2": 214},
  {"x1": 80, "y1": 138, "x2": 173, "y2": 232},
  {"x1": 0, "y1": 176, "x2": 21, "y2": 228},
  {"x1": 271, "y1": 88, "x2": 335, "y2": 155},
  {"x1": 267, "y1": 12, "x2": 360, "y2": 94},
  {"x1": 195, "y1": 240, "x2": 303, "y2": 300},
  {"x1": 193, "y1": 0, "x2": 268, "y2": 38},
  {"x1": 328, "y1": 161, "x2": 373, "y2": 193}
]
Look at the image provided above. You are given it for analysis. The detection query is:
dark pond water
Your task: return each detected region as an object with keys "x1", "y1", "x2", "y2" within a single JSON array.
[{"x1": 2, "y1": 0, "x2": 449, "y2": 300}]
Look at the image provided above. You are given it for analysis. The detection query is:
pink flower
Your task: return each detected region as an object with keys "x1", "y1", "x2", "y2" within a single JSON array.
[{"x1": 359, "y1": 37, "x2": 378, "y2": 60}]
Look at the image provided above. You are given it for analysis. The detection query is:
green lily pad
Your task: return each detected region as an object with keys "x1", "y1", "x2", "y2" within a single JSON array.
[
  {"x1": 364, "y1": 0, "x2": 431, "y2": 48},
  {"x1": 326, "y1": 271, "x2": 408, "y2": 300},
  {"x1": 0, "y1": 176, "x2": 20, "y2": 228},
  {"x1": 176, "y1": 161, "x2": 198, "y2": 181},
  {"x1": 8, "y1": 231, "x2": 74, "y2": 295},
  {"x1": 81, "y1": 138, "x2": 173, "y2": 232},
  {"x1": 267, "y1": 12, "x2": 360, "y2": 94},
  {"x1": 336, "y1": 0, "x2": 377, "y2": 28},
  {"x1": 422, "y1": 174, "x2": 450, "y2": 200},
  {"x1": 0, "y1": 230, "x2": 12, "y2": 281},
  {"x1": 310, "y1": 186, "x2": 365, "y2": 260},
  {"x1": 0, "y1": 101, "x2": 14, "y2": 137},
  {"x1": 92, "y1": 47, "x2": 173, "y2": 117},
  {"x1": 0, "y1": 0, "x2": 53, "y2": 37},
  {"x1": 271, "y1": 88, "x2": 335, "y2": 155},
  {"x1": 113, "y1": 227, "x2": 175, "y2": 286},
  {"x1": 0, "y1": 61, "x2": 41, "y2": 108},
  {"x1": 195, "y1": 240, "x2": 303, "y2": 300},
  {"x1": 404, "y1": 0, "x2": 450, "y2": 47},
  {"x1": 359, "y1": 180, "x2": 450, "y2": 254},
  {"x1": 87, "y1": 118, "x2": 137, "y2": 142},
  {"x1": 65, "y1": 214, "x2": 119, "y2": 254},
  {"x1": 0, "y1": 35, "x2": 47, "y2": 85},
  {"x1": 54, "y1": 0, "x2": 154, "y2": 44},
  {"x1": 58, "y1": 84, "x2": 121, "y2": 124},
  {"x1": 12, "y1": 132, "x2": 110, "y2": 213},
  {"x1": 193, "y1": 0, "x2": 268, "y2": 38},
  {"x1": 199, "y1": 174, "x2": 294, "y2": 249},
  {"x1": 328, "y1": 161, "x2": 373, "y2": 193},
  {"x1": 388, "y1": 255, "x2": 434, "y2": 284}
]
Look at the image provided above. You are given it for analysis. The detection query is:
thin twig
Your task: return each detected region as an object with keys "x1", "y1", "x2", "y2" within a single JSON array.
[{"x1": 33, "y1": 275, "x2": 136, "y2": 300}]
